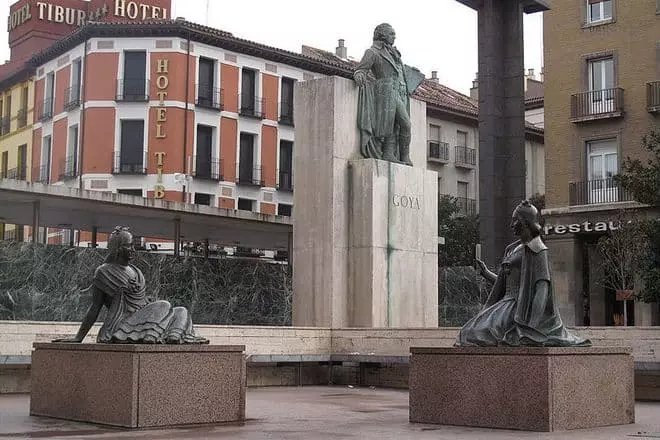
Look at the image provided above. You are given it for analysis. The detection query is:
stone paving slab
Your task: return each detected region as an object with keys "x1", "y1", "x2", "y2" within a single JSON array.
[{"x1": 1, "y1": 387, "x2": 659, "y2": 439}]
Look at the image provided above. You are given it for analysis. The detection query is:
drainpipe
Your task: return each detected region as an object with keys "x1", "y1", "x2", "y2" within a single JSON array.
[{"x1": 182, "y1": 28, "x2": 191, "y2": 203}]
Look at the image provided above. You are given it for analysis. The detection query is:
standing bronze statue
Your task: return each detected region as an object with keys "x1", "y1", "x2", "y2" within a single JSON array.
[
  {"x1": 54, "y1": 226, "x2": 208, "y2": 344},
  {"x1": 354, "y1": 23, "x2": 424, "y2": 166},
  {"x1": 456, "y1": 201, "x2": 591, "y2": 347}
]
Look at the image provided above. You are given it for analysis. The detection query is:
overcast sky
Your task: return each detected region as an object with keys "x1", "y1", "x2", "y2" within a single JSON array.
[{"x1": 0, "y1": 0, "x2": 544, "y2": 95}]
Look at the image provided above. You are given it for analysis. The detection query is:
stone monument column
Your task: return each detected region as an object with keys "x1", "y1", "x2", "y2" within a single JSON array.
[{"x1": 457, "y1": 0, "x2": 549, "y2": 267}]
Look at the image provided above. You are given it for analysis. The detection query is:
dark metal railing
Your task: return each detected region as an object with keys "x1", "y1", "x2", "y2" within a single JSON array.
[
  {"x1": 568, "y1": 178, "x2": 634, "y2": 206},
  {"x1": 455, "y1": 145, "x2": 476, "y2": 166},
  {"x1": 279, "y1": 101, "x2": 294, "y2": 125},
  {"x1": 112, "y1": 151, "x2": 146, "y2": 174},
  {"x1": 456, "y1": 197, "x2": 477, "y2": 216},
  {"x1": 33, "y1": 165, "x2": 49, "y2": 184},
  {"x1": 0, "y1": 117, "x2": 9, "y2": 135},
  {"x1": 64, "y1": 85, "x2": 81, "y2": 111},
  {"x1": 237, "y1": 166, "x2": 264, "y2": 186},
  {"x1": 428, "y1": 141, "x2": 449, "y2": 161},
  {"x1": 17, "y1": 108, "x2": 27, "y2": 128},
  {"x1": 193, "y1": 157, "x2": 222, "y2": 181},
  {"x1": 570, "y1": 87, "x2": 624, "y2": 121},
  {"x1": 5, "y1": 167, "x2": 27, "y2": 180},
  {"x1": 196, "y1": 84, "x2": 224, "y2": 110},
  {"x1": 37, "y1": 98, "x2": 54, "y2": 122},
  {"x1": 116, "y1": 79, "x2": 149, "y2": 102},
  {"x1": 59, "y1": 155, "x2": 77, "y2": 180},
  {"x1": 277, "y1": 169, "x2": 293, "y2": 191},
  {"x1": 239, "y1": 95, "x2": 265, "y2": 119},
  {"x1": 647, "y1": 81, "x2": 660, "y2": 113}
]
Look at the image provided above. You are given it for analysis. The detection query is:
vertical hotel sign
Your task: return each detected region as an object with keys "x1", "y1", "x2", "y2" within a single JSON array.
[{"x1": 153, "y1": 59, "x2": 168, "y2": 199}]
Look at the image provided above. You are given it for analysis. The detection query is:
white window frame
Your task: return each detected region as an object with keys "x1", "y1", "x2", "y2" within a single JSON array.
[{"x1": 586, "y1": 0, "x2": 613, "y2": 24}]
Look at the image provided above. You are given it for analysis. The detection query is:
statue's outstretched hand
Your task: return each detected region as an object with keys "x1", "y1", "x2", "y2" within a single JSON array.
[
  {"x1": 475, "y1": 258, "x2": 489, "y2": 276},
  {"x1": 52, "y1": 336, "x2": 83, "y2": 343}
]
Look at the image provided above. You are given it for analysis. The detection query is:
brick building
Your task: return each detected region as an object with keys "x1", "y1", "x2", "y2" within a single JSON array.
[{"x1": 543, "y1": 0, "x2": 659, "y2": 326}]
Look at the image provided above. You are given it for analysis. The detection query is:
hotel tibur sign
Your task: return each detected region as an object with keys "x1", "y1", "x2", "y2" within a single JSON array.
[{"x1": 7, "y1": 0, "x2": 171, "y2": 60}]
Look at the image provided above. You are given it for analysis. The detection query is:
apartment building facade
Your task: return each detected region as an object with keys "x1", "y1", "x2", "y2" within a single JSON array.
[{"x1": 543, "y1": 0, "x2": 660, "y2": 326}]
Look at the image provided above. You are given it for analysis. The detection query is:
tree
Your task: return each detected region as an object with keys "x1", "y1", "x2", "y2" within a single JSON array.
[
  {"x1": 615, "y1": 129, "x2": 660, "y2": 303},
  {"x1": 438, "y1": 195, "x2": 479, "y2": 266}
]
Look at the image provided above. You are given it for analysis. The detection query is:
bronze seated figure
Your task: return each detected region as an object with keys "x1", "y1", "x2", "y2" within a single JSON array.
[
  {"x1": 456, "y1": 201, "x2": 591, "y2": 347},
  {"x1": 55, "y1": 226, "x2": 208, "y2": 344}
]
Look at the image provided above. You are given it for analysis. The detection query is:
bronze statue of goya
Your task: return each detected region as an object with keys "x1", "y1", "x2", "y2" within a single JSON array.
[
  {"x1": 354, "y1": 23, "x2": 424, "y2": 166},
  {"x1": 456, "y1": 201, "x2": 591, "y2": 347},
  {"x1": 55, "y1": 226, "x2": 208, "y2": 344}
]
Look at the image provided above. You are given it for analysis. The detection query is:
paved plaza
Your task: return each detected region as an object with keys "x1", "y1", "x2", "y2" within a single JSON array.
[{"x1": 0, "y1": 387, "x2": 659, "y2": 440}]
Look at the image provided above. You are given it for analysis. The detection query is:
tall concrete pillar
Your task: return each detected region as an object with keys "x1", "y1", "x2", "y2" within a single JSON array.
[{"x1": 456, "y1": 0, "x2": 549, "y2": 267}]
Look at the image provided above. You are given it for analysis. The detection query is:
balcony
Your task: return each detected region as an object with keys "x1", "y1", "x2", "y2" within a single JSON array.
[
  {"x1": 0, "y1": 117, "x2": 9, "y2": 136},
  {"x1": 112, "y1": 152, "x2": 146, "y2": 174},
  {"x1": 456, "y1": 197, "x2": 477, "y2": 216},
  {"x1": 116, "y1": 79, "x2": 149, "y2": 102},
  {"x1": 64, "y1": 85, "x2": 81, "y2": 111},
  {"x1": 37, "y1": 99, "x2": 53, "y2": 122},
  {"x1": 59, "y1": 156, "x2": 77, "y2": 180},
  {"x1": 239, "y1": 95, "x2": 265, "y2": 119},
  {"x1": 454, "y1": 145, "x2": 476, "y2": 168},
  {"x1": 279, "y1": 101, "x2": 294, "y2": 126},
  {"x1": 33, "y1": 165, "x2": 49, "y2": 184},
  {"x1": 428, "y1": 141, "x2": 449, "y2": 163},
  {"x1": 277, "y1": 169, "x2": 294, "y2": 191},
  {"x1": 236, "y1": 166, "x2": 264, "y2": 186},
  {"x1": 17, "y1": 108, "x2": 27, "y2": 128},
  {"x1": 570, "y1": 88, "x2": 624, "y2": 122},
  {"x1": 569, "y1": 178, "x2": 634, "y2": 206},
  {"x1": 647, "y1": 81, "x2": 660, "y2": 114},
  {"x1": 5, "y1": 167, "x2": 27, "y2": 180},
  {"x1": 196, "y1": 84, "x2": 224, "y2": 111},
  {"x1": 193, "y1": 157, "x2": 222, "y2": 181}
]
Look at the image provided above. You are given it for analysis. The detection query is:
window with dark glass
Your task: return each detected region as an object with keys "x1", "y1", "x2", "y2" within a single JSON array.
[
  {"x1": 64, "y1": 125, "x2": 79, "y2": 178},
  {"x1": 197, "y1": 57, "x2": 216, "y2": 108},
  {"x1": 66, "y1": 59, "x2": 82, "y2": 109},
  {"x1": 195, "y1": 125, "x2": 215, "y2": 179},
  {"x1": 18, "y1": 144, "x2": 27, "y2": 180},
  {"x1": 41, "y1": 136, "x2": 51, "y2": 183},
  {"x1": 241, "y1": 69, "x2": 256, "y2": 114},
  {"x1": 277, "y1": 203, "x2": 292, "y2": 217},
  {"x1": 1, "y1": 151, "x2": 8, "y2": 178},
  {"x1": 121, "y1": 51, "x2": 147, "y2": 101},
  {"x1": 194, "y1": 193, "x2": 212, "y2": 205},
  {"x1": 239, "y1": 133, "x2": 255, "y2": 184},
  {"x1": 43, "y1": 72, "x2": 54, "y2": 118},
  {"x1": 278, "y1": 140, "x2": 293, "y2": 190},
  {"x1": 118, "y1": 120, "x2": 145, "y2": 173},
  {"x1": 280, "y1": 77, "x2": 295, "y2": 124},
  {"x1": 237, "y1": 198, "x2": 253, "y2": 211},
  {"x1": 118, "y1": 189, "x2": 143, "y2": 196},
  {"x1": 18, "y1": 86, "x2": 28, "y2": 127},
  {"x1": 2, "y1": 95, "x2": 11, "y2": 134}
]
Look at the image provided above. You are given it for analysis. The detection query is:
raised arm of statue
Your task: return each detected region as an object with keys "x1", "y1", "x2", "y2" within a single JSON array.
[
  {"x1": 475, "y1": 258, "x2": 497, "y2": 283},
  {"x1": 53, "y1": 286, "x2": 105, "y2": 343}
]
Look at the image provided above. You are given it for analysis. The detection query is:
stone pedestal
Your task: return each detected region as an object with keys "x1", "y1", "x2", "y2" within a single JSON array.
[
  {"x1": 348, "y1": 159, "x2": 437, "y2": 327},
  {"x1": 292, "y1": 75, "x2": 437, "y2": 328},
  {"x1": 409, "y1": 346, "x2": 634, "y2": 432},
  {"x1": 30, "y1": 343, "x2": 246, "y2": 428}
]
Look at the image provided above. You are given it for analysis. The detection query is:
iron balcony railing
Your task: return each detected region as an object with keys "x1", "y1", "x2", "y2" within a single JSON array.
[
  {"x1": 456, "y1": 197, "x2": 477, "y2": 216},
  {"x1": 647, "y1": 81, "x2": 660, "y2": 113},
  {"x1": 428, "y1": 141, "x2": 449, "y2": 162},
  {"x1": 236, "y1": 165, "x2": 264, "y2": 186},
  {"x1": 116, "y1": 79, "x2": 149, "y2": 102},
  {"x1": 33, "y1": 165, "x2": 49, "y2": 184},
  {"x1": 59, "y1": 155, "x2": 77, "y2": 180},
  {"x1": 279, "y1": 101, "x2": 294, "y2": 125},
  {"x1": 239, "y1": 95, "x2": 266, "y2": 119},
  {"x1": 5, "y1": 167, "x2": 27, "y2": 180},
  {"x1": 196, "y1": 84, "x2": 224, "y2": 110},
  {"x1": 112, "y1": 152, "x2": 146, "y2": 174},
  {"x1": 568, "y1": 178, "x2": 634, "y2": 206},
  {"x1": 277, "y1": 169, "x2": 293, "y2": 191},
  {"x1": 570, "y1": 87, "x2": 624, "y2": 122},
  {"x1": 37, "y1": 98, "x2": 54, "y2": 122},
  {"x1": 0, "y1": 117, "x2": 9, "y2": 135},
  {"x1": 455, "y1": 145, "x2": 476, "y2": 167},
  {"x1": 193, "y1": 157, "x2": 222, "y2": 181},
  {"x1": 64, "y1": 85, "x2": 81, "y2": 111},
  {"x1": 17, "y1": 108, "x2": 27, "y2": 128}
]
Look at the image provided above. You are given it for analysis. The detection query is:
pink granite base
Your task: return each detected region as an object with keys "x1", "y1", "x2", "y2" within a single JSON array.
[
  {"x1": 409, "y1": 347, "x2": 634, "y2": 432},
  {"x1": 29, "y1": 343, "x2": 246, "y2": 428}
]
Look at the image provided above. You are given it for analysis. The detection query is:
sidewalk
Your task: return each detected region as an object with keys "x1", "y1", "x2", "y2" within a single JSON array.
[{"x1": 1, "y1": 387, "x2": 659, "y2": 439}]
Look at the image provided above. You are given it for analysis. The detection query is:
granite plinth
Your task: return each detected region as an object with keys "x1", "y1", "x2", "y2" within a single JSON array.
[
  {"x1": 409, "y1": 346, "x2": 634, "y2": 432},
  {"x1": 30, "y1": 343, "x2": 246, "y2": 428}
]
